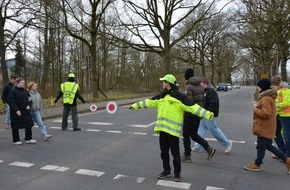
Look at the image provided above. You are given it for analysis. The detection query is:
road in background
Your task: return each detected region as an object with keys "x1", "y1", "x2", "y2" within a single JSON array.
[{"x1": 0, "y1": 86, "x2": 289, "y2": 190}]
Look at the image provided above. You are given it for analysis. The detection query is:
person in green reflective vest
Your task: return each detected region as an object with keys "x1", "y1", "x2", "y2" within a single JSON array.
[
  {"x1": 54, "y1": 73, "x2": 86, "y2": 131},
  {"x1": 129, "y1": 74, "x2": 214, "y2": 182}
]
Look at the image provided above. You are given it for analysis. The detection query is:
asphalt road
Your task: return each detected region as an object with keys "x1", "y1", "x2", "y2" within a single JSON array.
[{"x1": 0, "y1": 86, "x2": 289, "y2": 190}]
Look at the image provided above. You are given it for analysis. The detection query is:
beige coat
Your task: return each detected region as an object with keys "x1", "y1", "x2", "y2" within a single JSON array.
[{"x1": 252, "y1": 88, "x2": 277, "y2": 139}]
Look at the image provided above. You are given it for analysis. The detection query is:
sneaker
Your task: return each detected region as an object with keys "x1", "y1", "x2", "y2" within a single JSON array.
[
  {"x1": 5, "y1": 123, "x2": 9, "y2": 129},
  {"x1": 44, "y1": 135, "x2": 52, "y2": 141},
  {"x1": 73, "y1": 128, "x2": 82, "y2": 131},
  {"x1": 181, "y1": 154, "x2": 192, "y2": 163},
  {"x1": 243, "y1": 163, "x2": 261, "y2": 171},
  {"x1": 224, "y1": 141, "x2": 233, "y2": 153},
  {"x1": 191, "y1": 147, "x2": 205, "y2": 153},
  {"x1": 25, "y1": 139, "x2": 37, "y2": 144},
  {"x1": 61, "y1": 128, "x2": 67, "y2": 131},
  {"x1": 157, "y1": 171, "x2": 171, "y2": 179},
  {"x1": 174, "y1": 174, "x2": 182, "y2": 182},
  {"x1": 286, "y1": 158, "x2": 290, "y2": 175},
  {"x1": 12, "y1": 141, "x2": 22, "y2": 145},
  {"x1": 206, "y1": 147, "x2": 216, "y2": 160}
]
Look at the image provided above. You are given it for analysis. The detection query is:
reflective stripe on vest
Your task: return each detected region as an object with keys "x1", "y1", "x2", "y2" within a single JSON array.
[
  {"x1": 61, "y1": 82, "x2": 78, "y2": 104},
  {"x1": 154, "y1": 117, "x2": 182, "y2": 137}
]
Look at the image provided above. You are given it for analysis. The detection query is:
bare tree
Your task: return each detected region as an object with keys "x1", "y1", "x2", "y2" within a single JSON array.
[{"x1": 110, "y1": 0, "x2": 226, "y2": 74}]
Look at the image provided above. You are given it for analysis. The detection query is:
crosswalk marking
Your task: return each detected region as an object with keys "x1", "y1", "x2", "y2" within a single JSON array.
[
  {"x1": 86, "y1": 129, "x2": 101, "y2": 132},
  {"x1": 106, "y1": 130, "x2": 122, "y2": 133},
  {"x1": 205, "y1": 138, "x2": 245, "y2": 144},
  {"x1": 55, "y1": 167, "x2": 69, "y2": 172},
  {"x1": 86, "y1": 122, "x2": 114, "y2": 125},
  {"x1": 41, "y1": 165, "x2": 60, "y2": 171},
  {"x1": 132, "y1": 132, "x2": 147, "y2": 135},
  {"x1": 156, "y1": 180, "x2": 191, "y2": 190},
  {"x1": 0, "y1": 160, "x2": 3, "y2": 163},
  {"x1": 9, "y1": 161, "x2": 34, "y2": 167},
  {"x1": 113, "y1": 174, "x2": 145, "y2": 183},
  {"x1": 75, "y1": 169, "x2": 105, "y2": 177},
  {"x1": 206, "y1": 186, "x2": 226, "y2": 190},
  {"x1": 50, "y1": 126, "x2": 61, "y2": 129}
]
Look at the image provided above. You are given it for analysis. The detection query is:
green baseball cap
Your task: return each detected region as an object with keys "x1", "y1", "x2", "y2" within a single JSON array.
[
  {"x1": 68, "y1": 73, "x2": 75, "y2": 78},
  {"x1": 159, "y1": 74, "x2": 176, "y2": 84}
]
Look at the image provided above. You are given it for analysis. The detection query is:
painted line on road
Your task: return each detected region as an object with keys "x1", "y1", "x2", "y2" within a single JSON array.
[
  {"x1": 50, "y1": 126, "x2": 61, "y2": 129},
  {"x1": 75, "y1": 169, "x2": 105, "y2": 177},
  {"x1": 9, "y1": 161, "x2": 34, "y2": 168},
  {"x1": 41, "y1": 165, "x2": 60, "y2": 171},
  {"x1": 129, "y1": 121, "x2": 156, "y2": 128},
  {"x1": 54, "y1": 167, "x2": 69, "y2": 172},
  {"x1": 205, "y1": 138, "x2": 245, "y2": 144},
  {"x1": 113, "y1": 174, "x2": 145, "y2": 183},
  {"x1": 132, "y1": 132, "x2": 147, "y2": 136},
  {"x1": 0, "y1": 160, "x2": 3, "y2": 163},
  {"x1": 86, "y1": 122, "x2": 114, "y2": 125},
  {"x1": 156, "y1": 180, "x2": 191, "y2": 190},
  {"x1": 106, "y1": 130, "x2": 122, "y2": 134},
  {"x1": 206, "y1": 186, "x2": 226, "y2": 190},
  {"x1": 86, "y1": 129, "x2": 101, "y2": 132},
  {"x1": 152, "y1": 134, "x2": 159, "y2": 137}
]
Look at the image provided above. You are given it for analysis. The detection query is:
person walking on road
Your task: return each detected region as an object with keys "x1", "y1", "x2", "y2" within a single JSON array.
[
  {"x1": 193, "y1": 77, "x2": 232, "y2": 153},
  {"x1": 182, "y1": 68, "x2": 216, "y2": 163},
  {"x1": 28, "y1": 82, "x2": 52, "y2": 141},
  {"x1": 130, "y1": 74, "x2": 214, "y2": 182},
  {"x1": 54, "y1": 73, "x2": 86, "y2": 131},
  {"x1": 7, "y1": 78, "x2": 36, "y2": 145},
  {"x1": 271, "y1": 75, "x2": 290, "y2": 158},
  {"x1": 244, "y1": 79, "x2": 290, "y2": 173},
  {"x1": 1, "y1": 74, "x2": 17, "y2": 129}
]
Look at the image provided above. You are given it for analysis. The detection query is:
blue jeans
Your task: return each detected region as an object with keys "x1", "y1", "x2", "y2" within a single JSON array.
[
  {"x1": 31, "y1": 110, "x2": 47, "y2": 137},
  {"x1": 255, "y1": 137, "x2": 287, "y2": 166},
  {"x1": 194, "y1": 118, "x2": 230, "y2": 150},
  {"x1": 5, "y1": 104, "x2": 11, "y2": 124},
  {"x1": 278, "y1": 116, "x2": 290, "y2": 157}
]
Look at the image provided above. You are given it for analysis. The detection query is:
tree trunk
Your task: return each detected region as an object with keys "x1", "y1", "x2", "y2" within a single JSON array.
[{"x1": 0, "y1": 18, "x2": 9, "y2": 85}]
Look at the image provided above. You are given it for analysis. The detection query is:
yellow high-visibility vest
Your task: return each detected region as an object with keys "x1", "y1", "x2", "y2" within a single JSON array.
[
  {"x1": 276, "y1": 87, "x2": 290, "y2": 117},
  {"x1": 132, "y1": 95, "x2": 213, "y2": 137},
  {"x1": 61, "y1": 82, "x2": 79, "y2": 104}
]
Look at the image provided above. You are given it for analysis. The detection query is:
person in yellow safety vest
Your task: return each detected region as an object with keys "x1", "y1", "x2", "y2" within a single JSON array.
[
  {"x1": 129, "y1": 74, "x2": 214, "y2": 182},
  {"x1": 271, "y1": 75, "x2": 290, "y2": 158},
  {"x1": 54, "y1": 73, "x2": 86, "y2": 131}
]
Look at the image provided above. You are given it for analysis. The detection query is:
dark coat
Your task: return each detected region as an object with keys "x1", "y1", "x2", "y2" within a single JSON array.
[
  {"x1": 7, "y1": 86, "x2": 34, "y2": 129},
  {"x1": 204, "y1": 86, "x2": 219, "y2": 117},
  {"x1": 2, "y1": 82, "x2": 14, "y2": 103},
  {"x1": 183, "y1": 77, "x2": 205, "y2": 129}
]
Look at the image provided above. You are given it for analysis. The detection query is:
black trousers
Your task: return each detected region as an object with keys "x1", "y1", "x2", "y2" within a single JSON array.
[
  {"x1": 12, "y1": 127, "x2": 32, "y2": 142},
  {"x1": 159, "y1": 131, "x2": 181, "y2": 175},
  {"x1": 183, "y1": 117, "x2": 209, "y2": 156}
]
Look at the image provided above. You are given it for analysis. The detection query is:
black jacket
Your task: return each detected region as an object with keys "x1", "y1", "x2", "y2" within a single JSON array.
[
  {"x1": 2, "y1": 82, "x2": 14, "y2": 103},
  {"x1": 7, "y1": 86, "x2": 34, "y2": 129},
  {"x1": 204, "y1": 86, "x2": 219, "y2": 117}
]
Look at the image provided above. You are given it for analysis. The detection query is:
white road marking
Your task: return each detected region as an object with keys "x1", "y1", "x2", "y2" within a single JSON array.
[
  {"x1": 205, "y1": 138, "x2": 245, "y2": 144},
  {"x1": 156, "y1": 180, "x2": 191, "y2": 189},
  {"x1": 0, "y1": 160, "x2": 3, "y2": 163},
  {"x1": 113, "y1": 174, "x2": 145, "y2": 183},
  {"x1": 106, "y1": 130, "x2": 122, "y2": 134},
  {"x1": 50, "y1": 119, "x2": 72, "y2": 123},
  {"x1": 9, "y1": 161, "x2": 34, "y2": 168},
  {"x1": 206, "y1": 186, "x2": 226, "y2": 190},
  {"x1": 129, "y1": 124, "x2": 149, "y2": 128},
  {"x1": 54, "y1": 167, "x2": 69, "y2": 172},
  {"x1": 50, "y1": 127, "x2": 61, "y2": 129},
  {"x1": 132, "y1": 132, "x2": 147, "y2": 135},
  {"x1": 86, "y1": 129, "x2": 101, "y2": 132},
  {"x1": 86, "y1": 122, "x2": 114, "y2": 125},
  {"x1": 75, "y1": 169, "x2": 105, "y2": 177},
  {"x1": 152, "y1": 134, "x2": 159, "y2": 137},
  {"x1": 41, "y1": 165, "x2": 60, "y2": 171}
]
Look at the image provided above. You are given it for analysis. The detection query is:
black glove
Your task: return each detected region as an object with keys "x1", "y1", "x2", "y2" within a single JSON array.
[
  {"x1": 81, "y1": 99, "x2": 86, "y2": 104},
  {"x1": 129, "y1": 106, "x2": 134, "y2": 110},
  {"x1": 54, "y1": 99, "x2": 57, "y2": 104}
]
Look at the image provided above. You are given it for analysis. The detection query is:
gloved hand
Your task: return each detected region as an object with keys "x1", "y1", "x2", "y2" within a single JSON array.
[
  {"x1": 129, "y1": 106, "x2": 134, "y2": 110},
  {"x1": 54, "y1": 99, "x2": 57, "y2": 104},
  {"x1": 82, "y1": 99, "x2": 86, "y2": 104}
]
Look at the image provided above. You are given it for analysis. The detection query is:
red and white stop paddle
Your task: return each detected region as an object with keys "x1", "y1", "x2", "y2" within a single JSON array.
[
  {"x1": 90, "y1": 104, "x2": 98, "y2": 112},
  {"x1": 106, "y1": 101, "x2": 118, "y2": 114}
]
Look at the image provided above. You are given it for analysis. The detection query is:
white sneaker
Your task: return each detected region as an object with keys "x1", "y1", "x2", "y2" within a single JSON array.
[
  {"x1": 25, "y1": 139, "x2": 37, "y2": 144},
  {"x1": 12, "y1": 141, "x2": 22, "y2": 145},
  {"x1": 191, "y1": 147, "x2": 205, "y2": 153},
  {"x1": 44, "y1": 135, "x2": 52, "y2": 141},
  {"x1": 224, "y1": 141, "x2": 233, "y2": 153}
]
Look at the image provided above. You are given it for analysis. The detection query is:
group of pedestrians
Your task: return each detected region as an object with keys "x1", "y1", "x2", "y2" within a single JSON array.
[
  {"x1": 2, "y1": 73, "x2": 85, "y2": 145},
  {"x1": 130, "y1": 68, "x2": 233, "y2": 182}
]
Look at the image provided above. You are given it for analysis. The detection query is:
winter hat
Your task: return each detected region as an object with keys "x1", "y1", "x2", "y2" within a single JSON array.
[
  {"x1": 184, "y1": 68, "x2": 194, "y2": 80},
  {"x1": 257, "y1": 79, "x2": 271, "y2": 92}
]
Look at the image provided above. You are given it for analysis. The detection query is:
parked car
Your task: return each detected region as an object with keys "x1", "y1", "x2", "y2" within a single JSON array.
[
  {"x1": 217, "y1": 83, "x2": 228, "y2": 91},
  {"x1": 226, "y1": 83, "x2": 232, "y2": 90},
  {"x1": 233, "y1": 84, "x2": 241, "y2": 89}
]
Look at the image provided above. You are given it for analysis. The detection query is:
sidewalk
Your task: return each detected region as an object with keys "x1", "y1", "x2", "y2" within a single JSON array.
[{"x1": 0, "y1": 96, "x2": 149, "y2": 132}]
